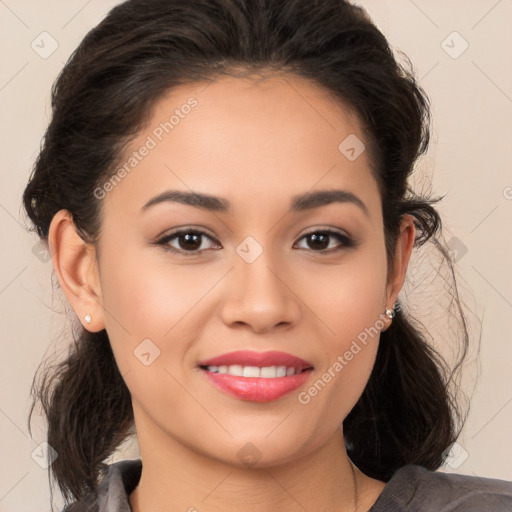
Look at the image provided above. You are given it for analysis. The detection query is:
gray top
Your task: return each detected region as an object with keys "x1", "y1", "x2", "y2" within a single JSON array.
[{"x1": 62, "y1": 458, "x2": 512, "y2": 511}]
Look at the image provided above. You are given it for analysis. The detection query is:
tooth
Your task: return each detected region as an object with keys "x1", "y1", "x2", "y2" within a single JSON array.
[
  {"x1": 228, "y1": 365, "x2": 244, "y2": 376},
  {"x1": 260, "y1": 366, "x2": 277, "y2": 378},
  {"x1": 207, "y1": 364, "x2": 299, "y2": 377},
  {"x1": 243, "y1": 366, "x2": 261, "y2": 377},
  {"x1": 276, "y1": 366, "x2": 287, "y2": 377}
]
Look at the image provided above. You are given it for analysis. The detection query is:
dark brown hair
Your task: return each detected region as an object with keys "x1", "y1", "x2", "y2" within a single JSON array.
[{"x1": 23, "y1": 0, "x2": 471, "y2": 509}]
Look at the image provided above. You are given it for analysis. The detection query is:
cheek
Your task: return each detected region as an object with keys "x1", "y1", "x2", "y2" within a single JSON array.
[
  {"x1": 299, "y1": 241, "x2": 388, "y2": 344},
  {"x1": 100, "y1": 247, "x2": 214, "y2": 338},
  {"x1": 97, "y1": 255, "x2": 203, "y2": 414},
  {"x1": 294, "y1": 244, "x2": 387, "y2": 417},
  {"x1": 97, "y1": 245, "x2": 226, "y2": 397}
]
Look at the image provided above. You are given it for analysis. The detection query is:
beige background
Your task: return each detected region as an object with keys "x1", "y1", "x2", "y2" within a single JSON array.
[{"x1": 1, "y1": 0, "x2": 511, "y2": 510}]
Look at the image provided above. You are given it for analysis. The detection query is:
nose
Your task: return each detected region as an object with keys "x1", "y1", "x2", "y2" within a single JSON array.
[{"x1": 219, "y1": 254, "x2": 302, "y2": 334}]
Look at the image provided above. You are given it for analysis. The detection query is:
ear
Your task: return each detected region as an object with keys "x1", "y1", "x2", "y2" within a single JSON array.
[
  {"x1": 382, "y1": 214, "x2": 416, "y2": 330},
  {"x1": 48, "y1": 209, "x2": 105, "y2": 332}
]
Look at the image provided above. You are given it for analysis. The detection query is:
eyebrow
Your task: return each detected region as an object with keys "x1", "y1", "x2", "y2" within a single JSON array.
[{"x1": 141, "y1": 189, "x2": 369, "y2": 217}]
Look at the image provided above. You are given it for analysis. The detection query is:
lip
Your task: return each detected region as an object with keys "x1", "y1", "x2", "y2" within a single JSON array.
[
  {"x1": 198, "y1": 350, "x2": 314, "y2": 403},
  {"x1": 198, "y1": 350, "x2": 313, "y2": 372}
]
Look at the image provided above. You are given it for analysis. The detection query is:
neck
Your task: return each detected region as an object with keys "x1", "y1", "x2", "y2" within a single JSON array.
[{"x1": 129, "y1": 422, "x2": 385, "y2": 512}]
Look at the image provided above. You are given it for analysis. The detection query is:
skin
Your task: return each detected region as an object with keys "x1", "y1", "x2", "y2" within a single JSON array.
[{"x1": 49, "y1": 73, "x2": 415, "y2": 511}]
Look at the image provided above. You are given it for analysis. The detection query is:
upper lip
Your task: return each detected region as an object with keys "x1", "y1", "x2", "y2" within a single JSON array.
[{"x1": 198, "y1": 350, "x2": 313, "y2": 371}]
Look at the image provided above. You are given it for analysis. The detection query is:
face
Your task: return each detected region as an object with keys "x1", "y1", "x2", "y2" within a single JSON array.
[{"x1": 94, "y1": 73, "x2": 392, "y2": 468}]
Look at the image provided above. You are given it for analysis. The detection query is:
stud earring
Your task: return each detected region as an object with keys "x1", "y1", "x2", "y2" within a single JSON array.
[
  {"x1": 84, "y1": 313, "x2": 92, "y2": 324},
  {"x1": 385, "y1": 307, "x2": 395, "y2": 319}
]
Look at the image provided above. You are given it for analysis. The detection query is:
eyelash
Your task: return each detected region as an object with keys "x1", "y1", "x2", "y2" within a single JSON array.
[{"x1": 154, "y1": 228, "x2": 356, "y2": 256}]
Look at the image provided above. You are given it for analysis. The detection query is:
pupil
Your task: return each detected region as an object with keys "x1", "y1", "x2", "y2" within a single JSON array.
[
  {"x1": 308, "y1": 233, "x2": 328, "y2": 250},
  {"x1": 180, "y1": 233, "x2": 201, "y2": 250}
]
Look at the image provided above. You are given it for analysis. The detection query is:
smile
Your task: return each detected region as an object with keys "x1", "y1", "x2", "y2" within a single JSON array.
[{"x1": 197, "y1": 350, "x2": 314, "y2": 402}]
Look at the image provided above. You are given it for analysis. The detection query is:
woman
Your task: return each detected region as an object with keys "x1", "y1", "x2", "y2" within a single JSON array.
[{"x1": 22, "y1": 0, "x2": 512, "y2": 511}]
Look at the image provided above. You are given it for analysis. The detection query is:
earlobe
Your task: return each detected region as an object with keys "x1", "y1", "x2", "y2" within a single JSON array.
[
  {"x1": 383, "y1": 214, "x2": 416, "y2": 325},
  {"x1": 47, "y1": 209, "x2": 105, "y2": 332}
]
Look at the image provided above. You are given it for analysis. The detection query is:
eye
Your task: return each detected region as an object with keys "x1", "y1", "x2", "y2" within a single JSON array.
[
  {"x1": 294, "y1": 229, "x2": 355, "y2": 254},
  {"x1": 154, "y1": 227, "x2": 355, "y2": 256},
  {"x1": 155, "y1": 229, "x2": 220, "y2": 255}
]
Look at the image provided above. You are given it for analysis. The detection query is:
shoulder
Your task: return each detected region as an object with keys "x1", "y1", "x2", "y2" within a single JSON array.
[
  {"x1": 370, "y1": 464, "x2": 512, "y2": 512},
  {"x1": 61, "y1": 459, "x2": 142, "y2": 512}
]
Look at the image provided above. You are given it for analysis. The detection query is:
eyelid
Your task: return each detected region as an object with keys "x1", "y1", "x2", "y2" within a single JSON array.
[
  {"x1": 299, "y1": 226, "x2": 351, "y2": 239},
  {"x1": 155, "y1": 224, "x2": 216, "y2": 238}
]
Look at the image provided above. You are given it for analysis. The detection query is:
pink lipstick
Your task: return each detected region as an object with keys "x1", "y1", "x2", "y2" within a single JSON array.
[{"x1": 198, "y1": 350, "x2": 314, "y2": 402}]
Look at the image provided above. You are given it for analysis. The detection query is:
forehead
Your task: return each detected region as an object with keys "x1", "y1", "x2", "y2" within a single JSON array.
[{"x1": 101, "y1": 73, "x2": 380, "y2": 220}]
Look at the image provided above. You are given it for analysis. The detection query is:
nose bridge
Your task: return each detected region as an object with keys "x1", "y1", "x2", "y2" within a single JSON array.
[{"x1": 220, "y1": 239, "x2": 301, "y2": 332}]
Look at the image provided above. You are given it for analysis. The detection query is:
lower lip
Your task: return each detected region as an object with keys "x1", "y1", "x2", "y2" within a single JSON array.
[{"x1": 200, "y1": 368, "x2": 313, "y2": 402}]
